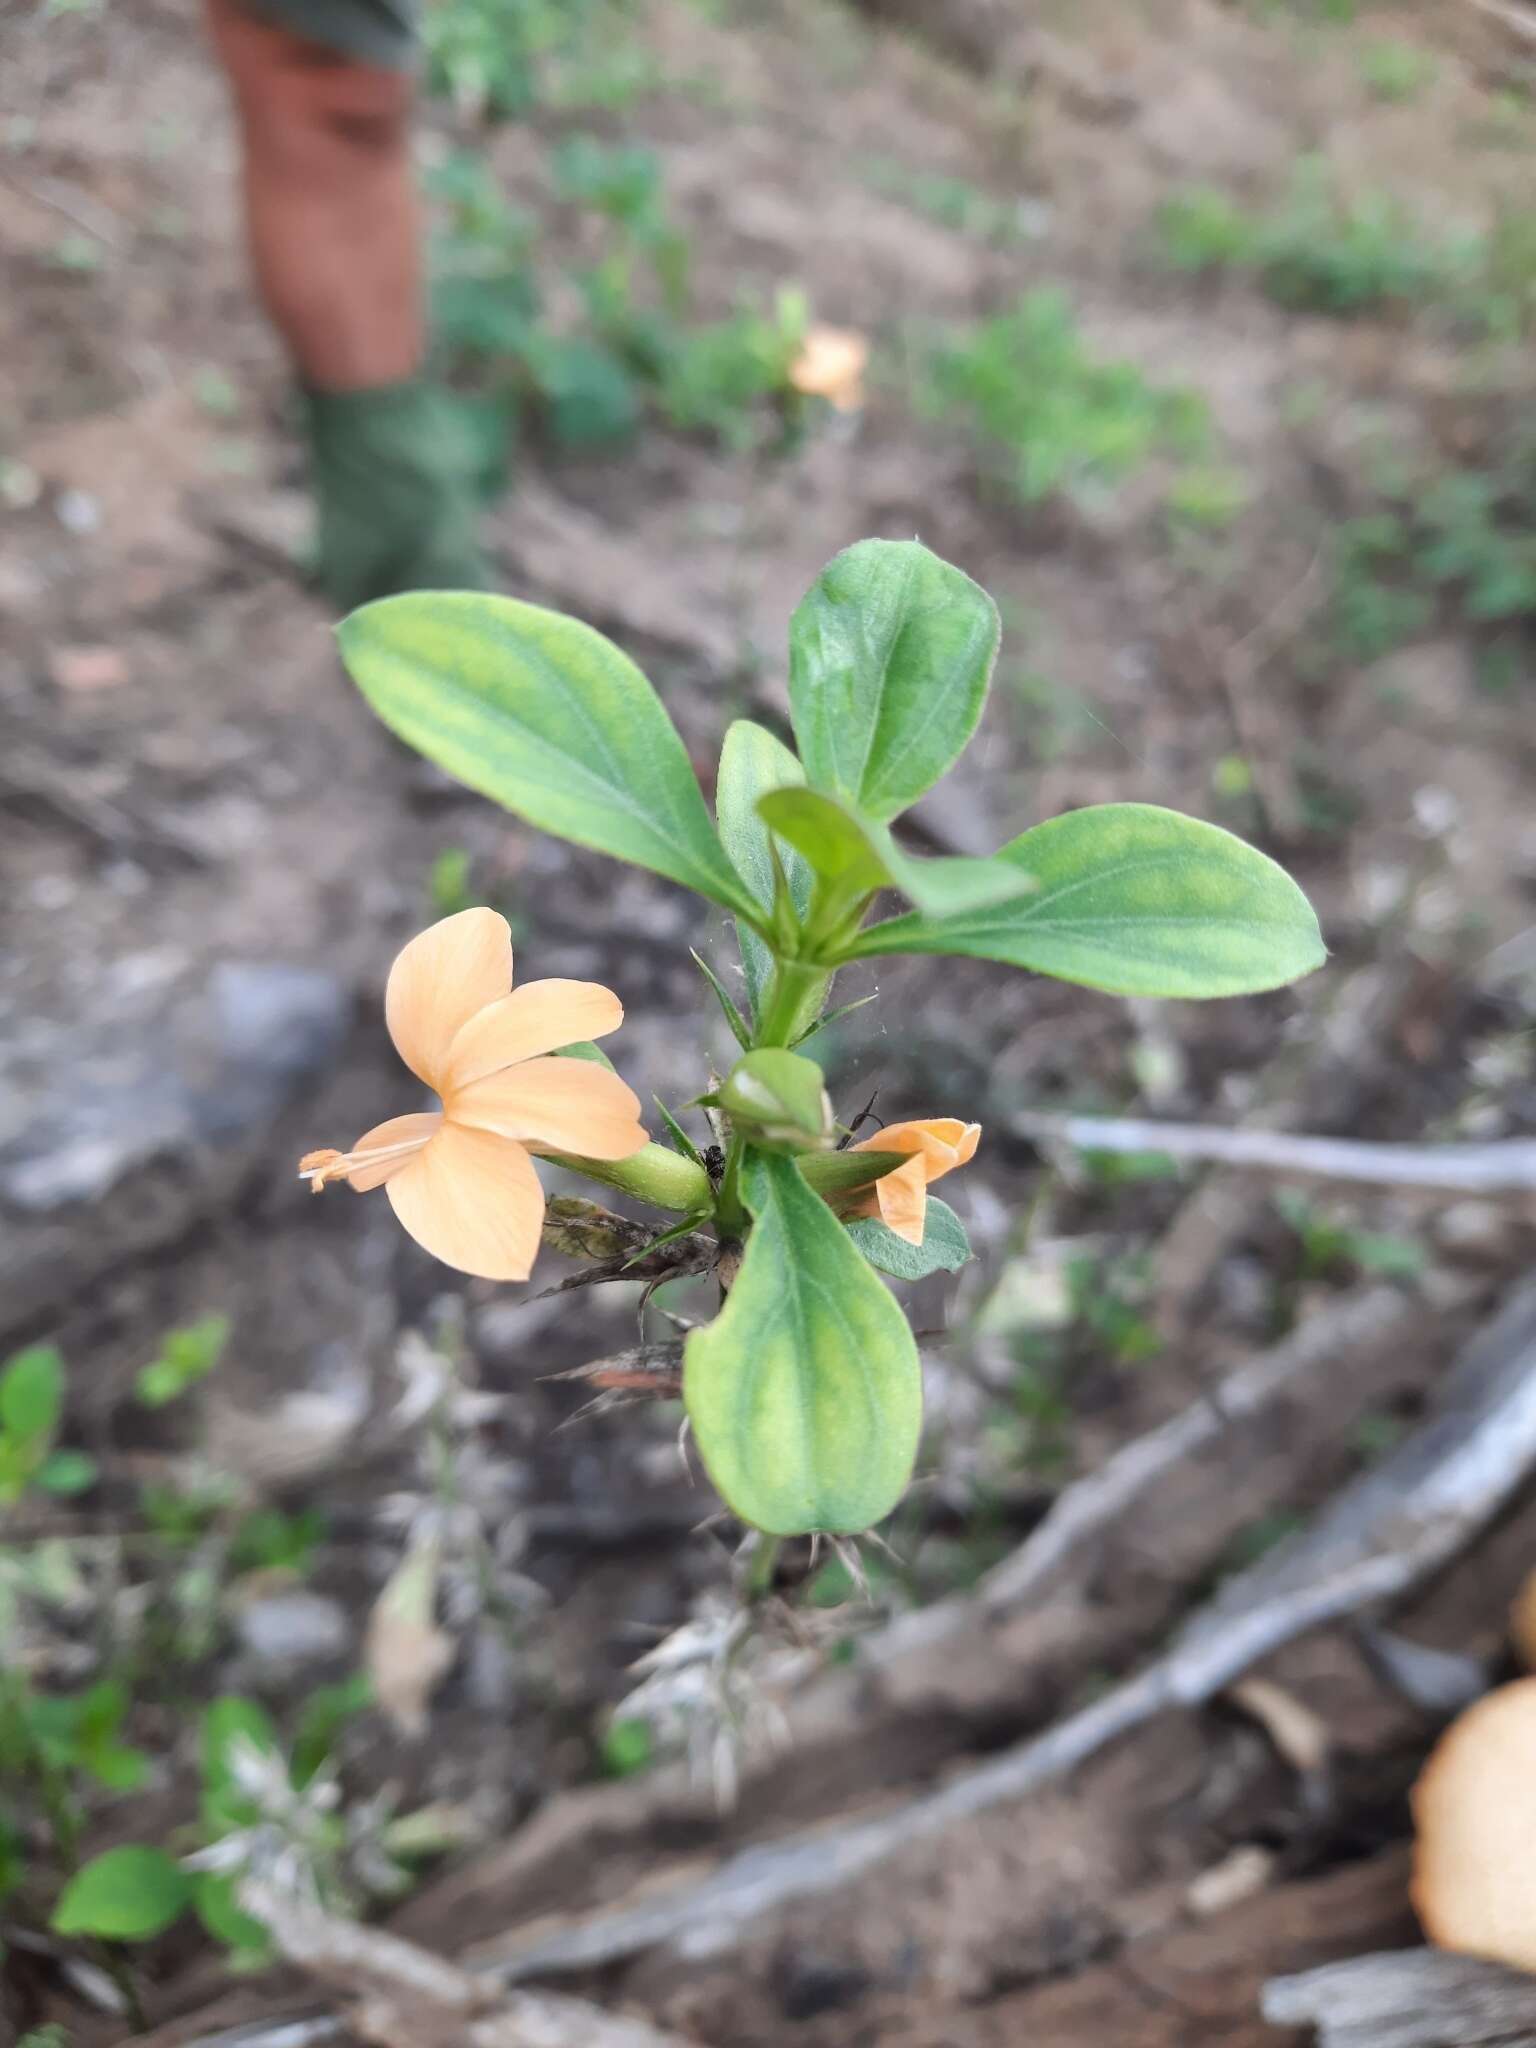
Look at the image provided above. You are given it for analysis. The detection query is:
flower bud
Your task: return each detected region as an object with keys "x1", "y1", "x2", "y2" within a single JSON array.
[{"x1": 715, "y1": 1049, "x2": 833, "y2": 1152}]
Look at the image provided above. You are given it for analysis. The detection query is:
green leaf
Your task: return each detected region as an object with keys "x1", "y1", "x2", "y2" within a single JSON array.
[
  {"x1": 789, "y1": 539, "x2": 1000, "y2": 823},
  {"x1": 135, "y1": 1314, "x2": 229, "y2": 1409},
  {"x1": 193, "y1": 1871, "x2": 271, "y2": 1958},
  {"x1": 551, "y1": 1039, "x2": 616, "y2": 1070},
  {"x1": 653, "y1": 1098, "x2": 706, "y2": 1168},
  {"x1": 791, "y1": 992, "x2": 878, "y2": 1048},
  {"x1": 1, "y1": 1346, "x2": 64, "y2": 1446},
  {"x1": 689, "y1": 947, "x2": 752, "y2": 1051},
  {"x1": 291, "y1": 1671, "x2": 374, "y2": 1787},
  {"x1": 51, "y1": 1845, "x2": 191, "y2": 1941},
  {"x1": 201, "y1": 1695, "x2": 280, "y2": 1831},
  {"x1": 34, "y1": 1450, "x2": 96, "y2": 1496},
  {"x1": 683, "y1": 1150, "x2": 922, "y2": 1535},
  {"x1": 338, "y1": 592, "x2": 757, "y2": 917},
  {"x1": 756, "y1": 786, "x2": 1035, "y2": 922},
  {"x1": 847, "y1": 1196, "x2": 972, "y2": 1280},
  {"x1": 715, "y1": 719, "x2": 813, "y2": 1015},
  {"x1": 844, "y1": 803, "x2": 1326, "y2": 996}
]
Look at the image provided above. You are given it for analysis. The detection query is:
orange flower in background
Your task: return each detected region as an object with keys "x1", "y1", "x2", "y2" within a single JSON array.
[
  {"x1": 837, "y1": 1118, "x2": 981, "y2": 1247},
  {"x1": 299, "y1": 908, "x2": 647, "y2": 1283},
  {"x1": 789, "y1": 324, "x2": 870, "y2": 412}
]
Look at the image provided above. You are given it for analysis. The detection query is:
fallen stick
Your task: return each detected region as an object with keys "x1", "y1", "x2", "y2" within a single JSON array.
[
  {"x1": 1463, "y1": 0, "x2": 1536, "y2": 48},
  {"x1": 186, "y1": 1884, "x2": 695, "y2": 2048},
  {"x1": 1013, "y1": 1110, "x2": 1536, "y2": 1195},
  {"x1": 1262, "y1": 1948, "x2": 1536, "y2": 2046}
]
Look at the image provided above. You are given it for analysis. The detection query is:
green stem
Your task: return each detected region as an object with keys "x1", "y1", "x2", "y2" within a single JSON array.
[
  {"x1": 753, "y1": 959, "x2": 831, "y2": 1050},
  {"x1": 714, "y1": 1134, "x2": 747, "y2": 1239},
  {"x1": 744, "y1": 1532, "x2": 782, "y2": 1600}
]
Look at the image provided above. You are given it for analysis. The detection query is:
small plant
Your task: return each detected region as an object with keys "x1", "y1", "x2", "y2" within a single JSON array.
[
  {"x1": 917, "y1": 290, "x2": 1209, "y2": 504},
  {"x1": 1274, "y1": 1189, "x2": 1425, "y2": 1282},
  {"x1": 308, "y1": 537, "x2": 1322, "y2": 1543},
  {"x1": 135, "y1": 1313, "x2": 230, "y2": 1408},
  {"x1": 1328, "y1": 458, "x2": 1536, "y2": 659},
  {"x1": 423, "y1": 0, "x2": 654, "y2": 120},
  {"x1": 1358, "y1": 38, "x2": 1437, "y2": 104},
  {"x1": 42, "y1": 1684, "x2": 418, "y2": 1963},
  {"x1": 1156, "y1": 159, "x2": 1471, "y2": 313},
  {"x1": 860, "y1": 155, "x2": 1030, "y2": 244},
  {"x1": 0, "y1": 1346, "x2": 96, "y2": 1504},
  {"x1": 430, "y1": 148, "x2": 813, "y2": 455},
  {"x1": 428, "y1": 846, "x2": 476, "y2": 920}
]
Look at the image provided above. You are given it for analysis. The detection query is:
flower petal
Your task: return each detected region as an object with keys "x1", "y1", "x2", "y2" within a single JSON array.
[
  {"x1": 384, "y1": 909, "x2": 513, "y2": 1089},
  {"x1": 450, "y1": 1056, "x2": 648, "y2": 1161},
  {"x1": 874, "y1": 1155, "x2": 929, "y2": 1245},
  {"x1": 440, "y1": 979, "x2": 624, "y2": 1095},
  {"x1": 385, "y1": 1121, "x2": 545, "y2": 1282},
  {"x1": 340, "y1": 1112, "x2": 443, "y2": 1191},
  {"x1": 851, "y1": 1117, "x2": 979, "y2": 1183}
]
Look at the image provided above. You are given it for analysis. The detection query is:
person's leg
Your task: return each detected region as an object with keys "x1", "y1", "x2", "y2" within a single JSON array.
[
  {"x1": 205, "y1": 0, "x2": 422, "y2": 390},
  {"x1": 204, "y1": 0, "x2": 486, "y2": 606}
]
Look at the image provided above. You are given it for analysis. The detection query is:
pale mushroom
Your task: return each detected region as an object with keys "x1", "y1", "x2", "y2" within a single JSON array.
[{"x1": 1410, "y1": 1677, "x2": 1536, "y2": 1972}]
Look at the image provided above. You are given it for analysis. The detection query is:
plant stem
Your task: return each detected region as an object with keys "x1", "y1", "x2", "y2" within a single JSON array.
[
  {"x1": 744, "y1": 1532, "x2": 782, "y2": 1600},
  {"x1": 714, "y1": 1134, "x2": 747, "y2": 1239},
  {"x1": 753, "y1": 959, "x2": 830, "y2": 1050}
]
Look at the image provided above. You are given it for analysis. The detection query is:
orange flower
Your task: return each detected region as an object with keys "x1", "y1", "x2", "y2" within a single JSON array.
[
  {"x1": 789, "y1": 324, "x2": 870, "y2": 412},
  {"x1": 838, "y1": 1118, "x2": 980, "y2": 1247},
  {"x1": 299, "y1": 909, "x2": 647, "y2": 1283}
]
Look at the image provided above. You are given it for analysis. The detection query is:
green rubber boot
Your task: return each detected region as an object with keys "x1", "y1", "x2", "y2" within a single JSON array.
[{"x1": 302, "y1": 378, "x2": 490, "y2": 611}]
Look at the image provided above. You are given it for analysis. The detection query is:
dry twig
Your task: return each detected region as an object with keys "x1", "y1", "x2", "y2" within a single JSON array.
[
  {"x1": 1262, "y1": 1948, "x2": 1536, "y2": 2046},
  {"x1": 1014, "y1": 1109, "x2": 1536, "y2": 1196}
]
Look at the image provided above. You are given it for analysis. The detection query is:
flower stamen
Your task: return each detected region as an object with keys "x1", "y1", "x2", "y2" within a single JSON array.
[{"x1": 298, "y1": 1134, "x2": 432, "y2": 1192}]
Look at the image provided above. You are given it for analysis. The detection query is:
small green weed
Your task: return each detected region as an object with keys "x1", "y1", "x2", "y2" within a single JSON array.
[
  {"x1": 860, "y1": 155, "x2": 1029, "y2": 243},
  {"x1": 1329, "y1": 458, "x2": 1536, "y2": 659},
  {"x1": 0, "y1": 1346, "x2": 96, "y2": 1504},
  {"x1": 431, "y1": 147, "x2": 813, "y2": 456},
  {"x1": 424, "y1": 0, "x2": 657, "y2": 120},
  {"x1": 1357, "y1": 39, "x2": 1437, "y2": 104},
  {"x1": 428, "y1": 846, "x2": 477, "y2": 920},
  {"x1": 136, "y1": 1313, "x2": 230, "y2": 1409},
  {"x1": 1275, "y1": 1189, "x2": 1425, "y2": 1281},
  {"x1": 1156, "y1": 159, "x2": 1469, "y2": 313},
  {"x1": 918, "y1": 289, "x2": 1208, "y2": 504}
]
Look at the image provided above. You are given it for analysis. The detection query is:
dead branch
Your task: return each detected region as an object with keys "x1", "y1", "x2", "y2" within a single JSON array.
[
  {"x1": 1262, "y1": 1948, "x2": 1536, "y2": 2046},
  {"x1": 211, "y1": 1883, "x2": 696, "y2": 2048},
  {"x1": 1463, "y1": 0, "x2": 1536, "y2": 48},
  {"x1": 1014, "y1": 1109, "x2": 1536, "y2": 1196}
]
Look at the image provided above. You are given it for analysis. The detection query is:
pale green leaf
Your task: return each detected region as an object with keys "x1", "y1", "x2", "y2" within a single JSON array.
[
  {"x1": 847, "y1": 1196, "x2": 972, "y2": 1280},
  {"x1": 844, "y1": 803, "x2": 1325, "y2": 996},
  {"x1": 51, "y1": 1846, "x2": 191, "y2": 1941},
  {"x1": 338, "y1": 592, "x2": 757, "y2": 916},
  {"x1": 756, "y1": 786, "x2": 1035, "y2": 920},
  {"x1": 715, "y1": 719, "x2": 812, "y2": 1017},
  {"x1": 0, "y1": 1346, "x2": 63, "y2": 1445},
  {"x1": 683, "y1": 1150, "x2": 922, "y2": 1534},
  {"x1": 789, "y1": 539, "x2": 1000, "y2": 822}
]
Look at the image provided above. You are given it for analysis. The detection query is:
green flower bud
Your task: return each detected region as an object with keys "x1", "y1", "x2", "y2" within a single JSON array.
[{"x1": 714, "y1": 1049, "x2": 833, "y2": 1153}]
